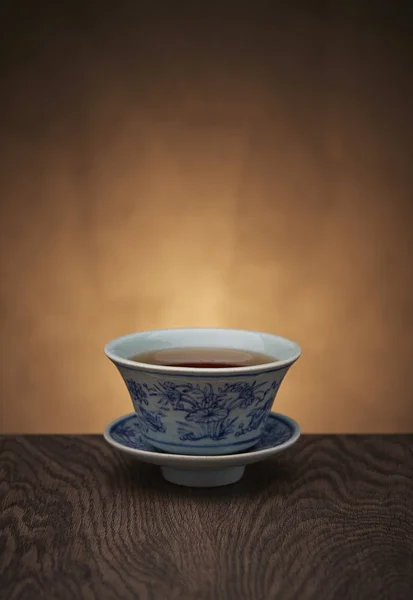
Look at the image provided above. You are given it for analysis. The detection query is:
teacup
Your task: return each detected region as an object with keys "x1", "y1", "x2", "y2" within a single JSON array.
[{"x1": 104, "y1": 328, "x2": 301, "y2": 455}]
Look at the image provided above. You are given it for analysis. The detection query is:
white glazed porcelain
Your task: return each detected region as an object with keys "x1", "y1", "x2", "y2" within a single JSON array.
[
  {"x1": 104, "y1": 411, "x2": 301, "y2": 487},
  {"x1": 105, "y1": 328, "x2": 301, "y2": 455}
]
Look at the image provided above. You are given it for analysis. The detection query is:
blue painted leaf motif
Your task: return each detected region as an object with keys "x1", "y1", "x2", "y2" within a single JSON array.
[
  {"x1": 218, "y1": 382, "x2": 259, "y2": 409},
  {"x1": 156, "y1": 382, "x2": 182, "y2": 409},
  {"x1": 126, "y1": 379, "x2": 148, "y2": 406},
  {"x1": 156, "y1": 382, "x2": 207, "y2": 411},
  {"x1": 113, "y1": 420, "x2": 146, "y2": 448},
  {"x1": 179, "y1": 384, "x2": 208, "y2": 406},
  {"x1": 234, "y1": 379, "x2": 283, "y2": 437},
  {"x1": 258, "y1": 419, "x2": 291, "y2": 447},
  {"x1": 248, "y1": 401, "x2": 272, "y2": 430},
  {"x1": 215, "y1": 416, "x2": 238, "y2": 440},
  {"x1": 186, "y1": 407, "x2": 229, "y2": 424},
  {"x1": 125, "y1": 376, "x2": 283, "y2": 442},
  {"x1": 237, "y1": 397, "x2": 274, "y2": 436},
  {"x1": 138, "y1": 407, "x2": 166, "y2": 433}
]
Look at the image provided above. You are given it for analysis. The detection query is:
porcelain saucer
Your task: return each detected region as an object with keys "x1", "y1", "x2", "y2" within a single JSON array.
[{"x1": 104, "y1": 412, "x2": 300, "y2": 487}]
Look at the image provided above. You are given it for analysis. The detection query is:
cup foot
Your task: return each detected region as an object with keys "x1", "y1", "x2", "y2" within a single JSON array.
[{"x1": 160, "y1": 465, "x2": 245, "y2": 487}]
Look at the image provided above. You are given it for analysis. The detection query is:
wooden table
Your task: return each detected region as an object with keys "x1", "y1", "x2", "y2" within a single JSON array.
[{"x1": 1, "y1": 435, "x2": 412, "y2": 599}]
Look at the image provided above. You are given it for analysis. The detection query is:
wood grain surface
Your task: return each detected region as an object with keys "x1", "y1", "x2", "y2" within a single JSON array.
[{"x1": 0, "y1": 435, "x2": 412, "y2": 600}]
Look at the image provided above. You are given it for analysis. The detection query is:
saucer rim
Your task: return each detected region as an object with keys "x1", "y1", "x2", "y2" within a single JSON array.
[{"x1": 103, "y1": 412, "x2": 301, "y2": 469}]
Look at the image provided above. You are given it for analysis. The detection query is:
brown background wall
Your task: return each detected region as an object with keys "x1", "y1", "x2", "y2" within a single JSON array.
[{"x1": 1, "y1": 1, "x2": 412, "y2": 433}]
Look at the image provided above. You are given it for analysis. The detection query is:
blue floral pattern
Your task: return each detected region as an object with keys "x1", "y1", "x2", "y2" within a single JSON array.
[
  {"x1": 110, "y1": 413, "x2": 292, "y2": 451},
  {"x1": 124, "y1": 376, "x2": 283, "y2": 442}
]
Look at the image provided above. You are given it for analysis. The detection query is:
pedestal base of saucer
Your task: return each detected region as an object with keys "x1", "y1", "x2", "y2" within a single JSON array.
[{"x1": 160, "y1": 465, "x2": 245, "y2": 487}]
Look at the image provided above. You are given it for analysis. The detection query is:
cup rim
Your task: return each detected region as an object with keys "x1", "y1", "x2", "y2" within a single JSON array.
[{"x1": 104, "y1": 327, "x2": 302, "y2": 375}]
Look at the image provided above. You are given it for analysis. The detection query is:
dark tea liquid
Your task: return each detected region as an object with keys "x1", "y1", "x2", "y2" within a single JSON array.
[{"x1": 130, "y1": 347, "x2": 277, "y2": 368}]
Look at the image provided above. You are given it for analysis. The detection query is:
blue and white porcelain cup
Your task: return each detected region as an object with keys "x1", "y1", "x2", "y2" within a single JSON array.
[{"x1": 105, "y1": 328, "x2": 301, "y2": 455}]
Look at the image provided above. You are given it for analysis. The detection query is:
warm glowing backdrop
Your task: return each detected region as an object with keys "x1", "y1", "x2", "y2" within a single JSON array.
[{"x1": 1, "y1": 2, "x2": 412, "y2": 433}]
